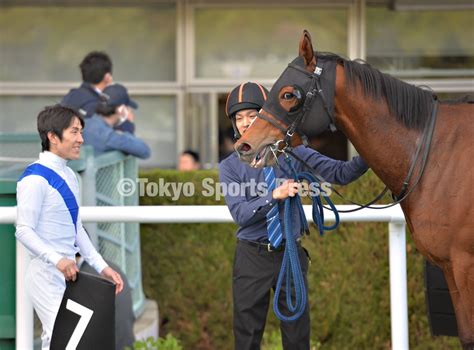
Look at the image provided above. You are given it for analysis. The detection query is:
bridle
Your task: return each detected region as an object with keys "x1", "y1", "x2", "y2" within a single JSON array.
[
  {"x1": 257, "y1": 59, "x2": 440, "y2": 211},
  {"x1": 256, "y1": 59, "x2": 337, "y2": 149}
]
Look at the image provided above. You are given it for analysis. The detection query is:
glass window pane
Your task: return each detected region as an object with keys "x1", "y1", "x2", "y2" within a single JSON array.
[
  {"x1": 0, "y1": 96, "x2": 55, "y2": 160},
  {"x1": 195, "y1": 7, "x2": 348, "y2": 79},
  {"x1": 0, "y1": 5, "x2": 176, "y2": 81},
  {"x1": 0, "y1": 95, "x2": 176, "y2": 168},
  {"x1": 0, "y1": 96, "x2": 62, "y2": 133},
  {"x1": 132, "y1": 95, "x2": 176, "y2": 169},
  {"x1": 367, "y1": 8, "x2": 474, "y2": 78}
]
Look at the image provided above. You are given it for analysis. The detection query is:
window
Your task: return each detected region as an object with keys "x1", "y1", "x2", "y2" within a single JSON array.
[
  {"x1": 194, "y1": 6, "x2": 348, "y2": 81},
  {"x1": 133, "y1": 95, "x2": 177, "y2": 168},
  {"x1": 0, "y1": 96, "x2": 62, "y2": 133},
  {"x1": 366, "y1": 7, "x2": 474, "y2": 78},
  {"x1": 0, "y1": 5, "x2": 176, "y2": 81}
]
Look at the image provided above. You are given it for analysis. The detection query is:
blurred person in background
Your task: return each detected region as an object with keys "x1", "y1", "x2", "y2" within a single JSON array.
[
  {"x1": 178, "y1": 149, "x2": 201, "y2": 171},
  {"x1": 61, "y1": 51, "x2": 135, "y2": 133},
  {"x1": 219, "y1": 127, "x2": 236, "y2": 161},
  {"x1": 83, "y1": 83, "x2": 150, "y2": 159}
]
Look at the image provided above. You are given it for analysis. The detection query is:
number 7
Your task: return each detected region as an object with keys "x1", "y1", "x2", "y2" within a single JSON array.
[{"x1": 65, "y1": 299, "x2": 94, "y2": 349}]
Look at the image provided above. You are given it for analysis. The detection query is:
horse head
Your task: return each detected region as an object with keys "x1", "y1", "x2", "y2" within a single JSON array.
[{"x1": 235, "y1": 30, "x2": 337, "y2": 167}]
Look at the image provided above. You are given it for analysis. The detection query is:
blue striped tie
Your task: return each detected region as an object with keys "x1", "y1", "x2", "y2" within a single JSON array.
[{"x1": 263, "y1": 167, "x2": 283, "y2": 248}]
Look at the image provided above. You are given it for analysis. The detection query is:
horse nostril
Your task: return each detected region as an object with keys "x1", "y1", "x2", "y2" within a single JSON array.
[{"x1": 238, "y1": 143, "x2": 252, "y2": 154}]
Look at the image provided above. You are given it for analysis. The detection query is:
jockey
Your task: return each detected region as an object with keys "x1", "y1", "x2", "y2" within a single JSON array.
[{"x1": 15, "y1": 105, "x2": 124, "y2": 349}]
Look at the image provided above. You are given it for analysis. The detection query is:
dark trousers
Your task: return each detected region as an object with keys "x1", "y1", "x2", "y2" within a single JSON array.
[{"x1": 232, "y1": 240, "x2": 310, "y2": 350}]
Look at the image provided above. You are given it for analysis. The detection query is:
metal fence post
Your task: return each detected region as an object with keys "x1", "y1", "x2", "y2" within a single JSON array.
[
  {"x1": 79, "y1": 146, "x2": 98, "y2": 247},
  {"x1": 122, "y1": 156, "x2": 145, "y2": 316},
  {"x1": 16, "y1": 242, "x2": 33, "y2": 350},
  {"x1": 389, "y1": 221, "x2": 409, "y2": 350}
]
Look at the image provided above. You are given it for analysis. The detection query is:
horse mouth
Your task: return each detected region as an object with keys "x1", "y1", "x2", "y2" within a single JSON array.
[{"x1": 250, "y1": 144, "x2": 274, "y2": 168}]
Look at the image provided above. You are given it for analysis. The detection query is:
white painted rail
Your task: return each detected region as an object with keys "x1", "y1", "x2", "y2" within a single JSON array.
[{"x1": 1, "y1": 204, "x2": 408, "y2": 350}]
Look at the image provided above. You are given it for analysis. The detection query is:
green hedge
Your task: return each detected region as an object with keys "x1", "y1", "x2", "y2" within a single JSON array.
[{"x1": 139, "y1": 169, "x2": 458, "y2": 350}]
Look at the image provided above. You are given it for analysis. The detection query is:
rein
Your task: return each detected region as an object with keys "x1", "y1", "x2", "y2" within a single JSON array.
[
  {"x1": 271, "y1": 98, "x2": 438, "y2": 320},
  {"x1": 272, "y1": 155, "x2": 340, "y2": 322},
  {"x1": 284, "y1": 148, "x2": 389, "y2": 212},
  {"x1": 278, "y1": 99, "x2": 439, "y2": 211},
  {"x1": 269, "y1": 95, "x2": 438, "y2": 320}
]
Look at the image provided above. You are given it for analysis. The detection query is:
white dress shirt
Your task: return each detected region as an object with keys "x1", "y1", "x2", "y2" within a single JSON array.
[{"x1": 16, "y1": 151, "x2": 107, "y2": 273}]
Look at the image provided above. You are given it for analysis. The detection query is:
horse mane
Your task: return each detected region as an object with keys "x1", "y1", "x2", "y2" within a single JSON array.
[{"x1": 316, "y1": 52, "x2": 436, "y2": 130}]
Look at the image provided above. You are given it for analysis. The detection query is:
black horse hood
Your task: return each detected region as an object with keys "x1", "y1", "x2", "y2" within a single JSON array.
[{"x1": 262, "y1": 55, "x2": 337, "y2": 138}]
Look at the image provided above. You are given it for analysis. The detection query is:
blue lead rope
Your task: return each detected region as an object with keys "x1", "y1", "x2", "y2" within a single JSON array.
[{"x1": 272, "y1": 155, "x2": 340, "y2": 322}]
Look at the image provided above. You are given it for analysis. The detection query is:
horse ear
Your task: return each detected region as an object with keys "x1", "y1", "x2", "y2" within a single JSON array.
[{"x1": 299, "y1": 30, "x2": 314, "y2": 66}]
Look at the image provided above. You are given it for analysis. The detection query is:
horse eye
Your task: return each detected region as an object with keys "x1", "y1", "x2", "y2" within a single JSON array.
[{"x1": 283, "y1": 92, "x2": 294, "y2": 100}]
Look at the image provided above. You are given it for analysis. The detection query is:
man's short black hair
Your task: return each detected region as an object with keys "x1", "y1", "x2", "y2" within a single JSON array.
[
  {"x1": 79, "y1": 51, "x2": 113, "y2": 84},
  {"x1": 181, "y1": 150, "x2": 200, "y2": 163},
  {"x1": 37, "y1": 105, "x2": 84, "y2": 151}
]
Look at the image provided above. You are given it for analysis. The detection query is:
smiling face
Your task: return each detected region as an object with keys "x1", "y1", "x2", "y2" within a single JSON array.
[{"x1": 48, "y1": 117, "x2": 84, "y2": 160}]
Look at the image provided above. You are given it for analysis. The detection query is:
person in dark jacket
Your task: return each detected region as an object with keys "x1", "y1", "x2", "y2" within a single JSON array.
[
  {"x1": 219, "y1": 82, "x2": 369, "y2": 350},
  {"x1": 61, "y1": 51, "x2": 135, "y2": 134}
]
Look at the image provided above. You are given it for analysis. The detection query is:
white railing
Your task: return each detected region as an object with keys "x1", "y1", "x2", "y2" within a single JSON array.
[{"x1": 0, "y1": 204, "x2": 409, "y2": 350}]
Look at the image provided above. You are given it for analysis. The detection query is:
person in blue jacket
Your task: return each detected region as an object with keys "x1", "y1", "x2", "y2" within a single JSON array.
[
  {"x1": 82, "y1": 83, "x2": 151, "y2": 159},
  {"x1": 219, "y1": 82, "x2": 369, "y2": 350}
]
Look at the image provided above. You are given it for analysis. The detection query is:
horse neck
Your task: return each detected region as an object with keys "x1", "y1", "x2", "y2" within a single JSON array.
[{"x1": 332, "y1": 65, "x2": 419, "y2": 195}]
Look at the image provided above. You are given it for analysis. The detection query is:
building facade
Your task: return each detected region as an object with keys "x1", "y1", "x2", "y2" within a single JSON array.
[{"x1": 0, "y1": 0, "x2": 472, "y2": 168}]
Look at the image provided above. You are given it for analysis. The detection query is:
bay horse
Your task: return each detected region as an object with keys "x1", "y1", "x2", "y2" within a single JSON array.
[{"x1": 234, "y1": 30, "x2": 473, "y2": 348}]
